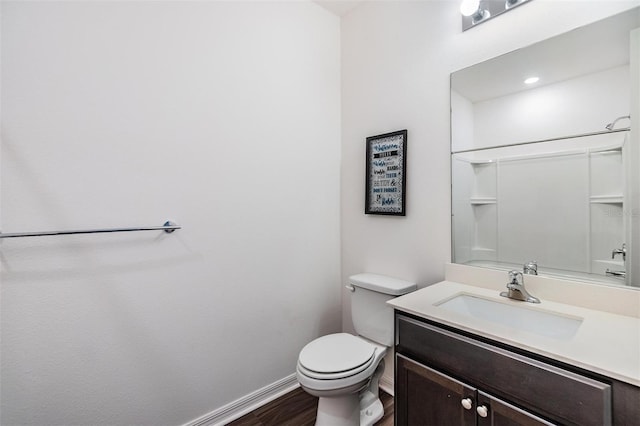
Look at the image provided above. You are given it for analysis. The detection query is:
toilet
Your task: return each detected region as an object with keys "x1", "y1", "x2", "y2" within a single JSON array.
[{"x1": 296, "y1": 273, "x2": 417, "y2": 426}]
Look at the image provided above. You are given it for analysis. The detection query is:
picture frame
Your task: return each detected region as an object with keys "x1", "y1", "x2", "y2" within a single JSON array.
[{"x1": 365, "y1": 129, "x2": 407, "y2": 216}]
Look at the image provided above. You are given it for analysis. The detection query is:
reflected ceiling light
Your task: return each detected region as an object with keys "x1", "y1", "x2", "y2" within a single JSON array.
[
  {"x1": 524, "y1": 77, "x2": 540, "y2": 85},
  {"x1": 460, "y1": 0, "x2": 490, "y2": 24}
]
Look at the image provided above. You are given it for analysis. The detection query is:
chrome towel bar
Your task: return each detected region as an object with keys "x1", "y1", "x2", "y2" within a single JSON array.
[{"x1": 0, "y1": 221, "x2": 181, "y2": 239}]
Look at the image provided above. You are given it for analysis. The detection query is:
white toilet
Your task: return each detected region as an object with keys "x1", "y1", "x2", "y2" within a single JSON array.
[{"x1": 296, "y1": 273, "x2": 416, "y2": 426}]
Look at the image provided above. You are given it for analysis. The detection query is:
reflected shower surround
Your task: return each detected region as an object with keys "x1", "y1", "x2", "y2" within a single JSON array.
[{"x1": 451, "y1": 132, "x2": 630, "y2": 286}]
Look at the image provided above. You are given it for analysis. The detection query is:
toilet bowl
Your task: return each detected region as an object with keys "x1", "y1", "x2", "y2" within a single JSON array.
[
  {"x1": 297, "y1": 333, "x2": 387, "y2": 426},
  {"x1": 296, "y1": 273, "x2": 416, "y2": 426}
]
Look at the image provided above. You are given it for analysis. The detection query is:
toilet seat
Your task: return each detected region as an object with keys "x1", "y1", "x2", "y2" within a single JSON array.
[{"x1": 298, "y1": 333, "x2": 377, "y2": 380}]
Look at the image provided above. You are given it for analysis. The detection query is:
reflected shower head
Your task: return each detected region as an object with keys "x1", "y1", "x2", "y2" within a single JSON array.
[{"x1": 605, "y1": 115, "x2": 630, "y2": 131}]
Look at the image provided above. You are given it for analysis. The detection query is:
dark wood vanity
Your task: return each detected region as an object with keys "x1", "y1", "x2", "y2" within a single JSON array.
[{"x1": 394, "y1": 312, "x2": 640, "y2": 426}]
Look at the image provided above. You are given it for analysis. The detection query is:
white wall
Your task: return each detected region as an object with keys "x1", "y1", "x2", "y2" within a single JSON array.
[
  {"x1": 0, "y1": 2, "x2": 341, "y2": 425},
  {"x1": 340, "y1": 0, "x2": 639, "y2": 385}
]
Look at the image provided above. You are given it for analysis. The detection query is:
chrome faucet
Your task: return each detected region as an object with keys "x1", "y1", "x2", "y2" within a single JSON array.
[
  {"x1": 523, "y1": 260, "x2": 538, "y2": 275},
  {"x1": 500, "y1": 271, "x2": 540, "y2": 304}
]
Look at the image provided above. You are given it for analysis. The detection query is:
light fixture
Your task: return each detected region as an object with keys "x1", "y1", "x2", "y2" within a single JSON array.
[
  {"x1": 524, "y1": 77, "x2": 540, "y2": 85},
  {"x1": 460, "y1": 0, "x2": 480, "y2": 16},
  {"x1": 459, "y1": 0, "x2": 490, "y2": 25},
  {"x1": 461, "y1": 0, "x2": 532, "y2": 31},
  {"x1": 505, "y1": 0, "x2": 525, "y2": 9}
]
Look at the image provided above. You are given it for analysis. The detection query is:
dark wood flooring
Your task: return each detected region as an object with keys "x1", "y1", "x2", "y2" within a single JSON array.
[{"x1": 227, "y1": 387, "x2": 394, "y2": 426}]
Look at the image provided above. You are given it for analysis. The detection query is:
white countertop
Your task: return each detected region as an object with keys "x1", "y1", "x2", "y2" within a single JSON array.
[{"x1": 388, "y1": 280, "x2": 640, "y2": 387}]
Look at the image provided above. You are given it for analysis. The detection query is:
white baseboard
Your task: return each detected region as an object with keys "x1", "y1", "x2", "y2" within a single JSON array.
[
  {"x1": 183, "y1": 372, "x2": 394, "y2": 426},
  {"x1": 379, "y1": 375, "x2": 394, "y2": 397},
  {"x1": 184, "y1": 374, "x2": 299, "y2": 426}
]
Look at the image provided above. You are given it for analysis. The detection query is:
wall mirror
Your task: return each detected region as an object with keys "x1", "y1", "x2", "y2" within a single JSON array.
[{"x1": 451, "y1": 7, "x2": 639, "y2": 288}]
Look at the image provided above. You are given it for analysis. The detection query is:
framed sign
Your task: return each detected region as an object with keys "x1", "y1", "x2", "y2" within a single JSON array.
[{"x1": 365, "y1": 129, "x2": 407, "y2": 215}]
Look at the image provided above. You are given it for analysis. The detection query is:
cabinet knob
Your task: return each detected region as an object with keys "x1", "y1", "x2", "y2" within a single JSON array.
[
  {"x1": 461, "y1": 398, "x2": 473, "y2": 410},
  {"x1": 476, "y1": 405, "x2": 489, "y2": 418}
]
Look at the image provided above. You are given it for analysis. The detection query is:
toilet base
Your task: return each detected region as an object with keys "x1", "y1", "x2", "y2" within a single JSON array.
[
  {"x1": 313, "y1": 392, "x2": 384, "y2": 426},
  {"x1": 312, "y1": 359, "x2": 386, "y2": 426},
  {"x1": 315, "y1": 393, "x2": 360, "y2": 426},
  {"x1": 359, "y1": 390, "x2": 383, "y2": 426},
  {"x1": 358, "y1": 359, "x2": 385, "y2": 426}
]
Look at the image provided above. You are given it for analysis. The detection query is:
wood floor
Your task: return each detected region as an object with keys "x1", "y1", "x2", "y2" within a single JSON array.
[{"x1": 227, "y1": 387, "x2": 394, "y2": 426}]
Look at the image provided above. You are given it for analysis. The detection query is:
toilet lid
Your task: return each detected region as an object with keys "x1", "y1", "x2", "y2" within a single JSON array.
[{"x1": 298, "y1": 333, "x2": 376, "y2": 374}]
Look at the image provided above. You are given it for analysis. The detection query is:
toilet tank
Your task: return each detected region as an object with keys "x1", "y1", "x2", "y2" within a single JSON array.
[{"x1": 349, "y1": 273, "x2": 416, "y2": 347}]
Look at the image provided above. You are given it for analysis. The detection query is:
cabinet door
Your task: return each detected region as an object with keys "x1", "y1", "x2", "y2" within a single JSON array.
[
  {"x1": 396, "y1": 354, "x2": 476, "y2": 426},
  {"x1": 476, "y1": 391, "x2": 556, "y2": 426}
]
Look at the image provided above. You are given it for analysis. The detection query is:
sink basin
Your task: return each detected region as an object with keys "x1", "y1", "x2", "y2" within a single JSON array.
[{"x1": 436, "y1": 294, "x2": 583, "y2": 340}]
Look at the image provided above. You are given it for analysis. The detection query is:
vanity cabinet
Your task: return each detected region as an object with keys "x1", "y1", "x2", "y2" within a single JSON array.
[
  {"x1": 395, "y1": 313, "x2": 640, "y2": 426},
  {"x1": 397, "y1": 355, "x2": 554, "y2": 426}
]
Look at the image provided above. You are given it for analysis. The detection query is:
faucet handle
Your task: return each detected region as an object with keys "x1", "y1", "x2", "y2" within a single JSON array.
[
  {"x1": 508, "y1": 270, "x2": 523, "y2": 286},
  {"x1": 523, "y1": 260, "x2": 538, "y2": 275}
]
